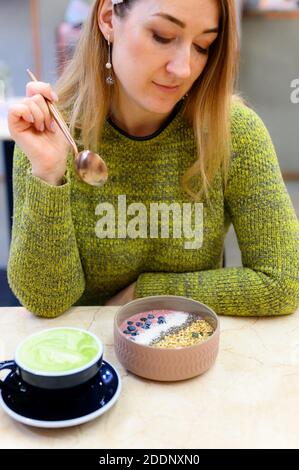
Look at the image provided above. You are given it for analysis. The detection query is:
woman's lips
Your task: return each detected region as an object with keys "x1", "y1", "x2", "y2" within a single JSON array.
[{"x1": 153, "y1": 82, "x2": 180, "y2": 93}]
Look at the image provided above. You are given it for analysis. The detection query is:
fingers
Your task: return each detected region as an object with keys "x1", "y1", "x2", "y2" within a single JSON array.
[
  {"x1": 26, "y1": 81, "x2": 59, "y2": 103},
  {"x1": 25, "y1": 81, "x2": 58, "y2": 132},
  {"x1": 8, "y1": 81, "x2": 59, "y2": 136},
  {"x1": 8, "y1": 103, "x2": 35, "y2": 127},
  {"x1": 22, "y1": 95, "x2": 55, "y2": 133}
]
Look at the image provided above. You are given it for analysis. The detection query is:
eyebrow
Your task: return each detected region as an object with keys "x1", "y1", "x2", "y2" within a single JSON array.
[{"x1": 151, "y1": 13, "x2": 219, "y2": 34}]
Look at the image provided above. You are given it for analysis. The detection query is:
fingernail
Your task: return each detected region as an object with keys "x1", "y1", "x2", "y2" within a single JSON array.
[
  {"x1": 40, "y1": 123, "x2": 45, "y2": 131},
  {"x1": 50, "y1": 91, "x2": 59, "y2": 102}
]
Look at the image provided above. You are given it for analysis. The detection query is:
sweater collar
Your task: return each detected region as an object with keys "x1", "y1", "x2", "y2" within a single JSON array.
[{"x1": 104, "y1": 99, "x2": 185, "y2": 142}]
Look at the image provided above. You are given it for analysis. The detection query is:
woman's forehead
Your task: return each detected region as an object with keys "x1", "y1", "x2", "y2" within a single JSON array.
[{"x1": 130, "y1": 0, "x2": 220, "y2": 29}]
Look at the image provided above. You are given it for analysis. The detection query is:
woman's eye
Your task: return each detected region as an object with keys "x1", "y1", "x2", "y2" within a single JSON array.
[
  {"x1": 152, "y1": 33, "x2": 172, "y2": 44},
  {"x1": 152, "y1": 33, "x2": 209, "y2": 55}
]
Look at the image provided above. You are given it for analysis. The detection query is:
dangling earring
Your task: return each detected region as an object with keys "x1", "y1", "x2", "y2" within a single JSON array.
[{"x1": 106, "y1": 34, "x2": 114, "y2": 86}]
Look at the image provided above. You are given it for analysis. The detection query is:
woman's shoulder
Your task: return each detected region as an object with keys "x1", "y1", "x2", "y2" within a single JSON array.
[
  {"x1": 229, "y1": 95, "x2": 272, "y2": 148},
  {"x1": 230, "y1": 95, "x2": 264, "y2": 128}
]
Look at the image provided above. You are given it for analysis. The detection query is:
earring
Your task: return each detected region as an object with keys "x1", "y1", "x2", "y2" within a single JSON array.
[{"x1": 106, "y1": 34, "x2": 114, "y2": 86}]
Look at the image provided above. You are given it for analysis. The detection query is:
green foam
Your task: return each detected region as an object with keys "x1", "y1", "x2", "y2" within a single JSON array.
[{"x1": 18, "y1": 329, "x2": 100, "y2": 373}]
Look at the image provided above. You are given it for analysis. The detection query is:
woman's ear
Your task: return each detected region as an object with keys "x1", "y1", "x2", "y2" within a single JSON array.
[{"x1": 97, "y1": 0, "x2": 114, "y2": 40}]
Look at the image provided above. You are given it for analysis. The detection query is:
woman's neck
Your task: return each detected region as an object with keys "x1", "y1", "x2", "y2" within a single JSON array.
[{"x1": 109, "y1": 93, "x2": 174, "y2": 138}]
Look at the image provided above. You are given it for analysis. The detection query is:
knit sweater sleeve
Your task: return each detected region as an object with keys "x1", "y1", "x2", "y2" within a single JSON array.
[
  {"x1": 135, "y1": 104, "x2": 299, "y2": 316},
  {"x1": 7, "y1": 145, "x2": 85, "y2": 317}
]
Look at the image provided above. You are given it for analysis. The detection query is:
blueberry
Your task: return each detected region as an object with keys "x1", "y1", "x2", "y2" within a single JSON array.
[
  {"x1": 127, "y1": 325, "x2": 136, "y2": 332},
  {"x1": 144, "y1": 324, "x2": 151, "y2": 329},
  {"x1": 147, "y1": 314, "x2": 154, "y2": 319},
  {"x1": 131, "y1": 331, "x2": 139, "y2": 336},
  {"x1": 140, "y1": 317, "x2": 147, "y2": 322},
  {"x1": 123, "y1": 330, "x2": 130, "y2": 334},
  {"x1": 145, "y1": 319, "x2": 152, "y2": 324},
  {"x1": 127, "y1": 321, "x2": 134, "y2": 325},
  {"x1": 136, "y1": 322, "x2": 143, "y2": 327},
  {"x1": 158, "y1": 316, "x2": 165, "y2": 320}
]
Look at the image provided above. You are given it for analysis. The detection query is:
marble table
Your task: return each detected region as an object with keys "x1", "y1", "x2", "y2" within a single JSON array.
[{"x1": 0, "y1": 306, "x2": 298, "y2": 449}]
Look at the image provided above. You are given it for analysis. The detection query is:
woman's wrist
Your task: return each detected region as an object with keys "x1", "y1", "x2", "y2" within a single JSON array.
[{"x1": 31, "y1": 168, "x2": 65, "y2": 186}]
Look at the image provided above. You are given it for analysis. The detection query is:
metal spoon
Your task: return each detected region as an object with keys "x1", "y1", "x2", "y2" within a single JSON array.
[{"x1": 26, "y1": 69, "x2": 108, "y2": 187}]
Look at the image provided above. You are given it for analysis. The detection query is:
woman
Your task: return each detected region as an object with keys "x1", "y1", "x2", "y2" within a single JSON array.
[{"x1": 7, "y1": 0, "x2": 299, "y2": 317}]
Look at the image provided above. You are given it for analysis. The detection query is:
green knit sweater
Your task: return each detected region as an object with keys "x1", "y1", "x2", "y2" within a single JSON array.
[{"x1": 7, "y1": 99, "x2": 299, "y2": 318}]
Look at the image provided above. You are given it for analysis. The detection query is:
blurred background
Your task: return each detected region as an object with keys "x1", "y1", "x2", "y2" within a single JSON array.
[{"x1": 0, "y1": 0, "x2": 298, "y2": 306}]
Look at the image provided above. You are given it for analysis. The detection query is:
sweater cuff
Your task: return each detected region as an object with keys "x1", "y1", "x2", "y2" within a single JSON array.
[
  {"x1": 135, "y1": 272, "x2": 182, "y2": 298},
  {"x1": 25, "y1": 168, "x2": 71, "y2": 218}
]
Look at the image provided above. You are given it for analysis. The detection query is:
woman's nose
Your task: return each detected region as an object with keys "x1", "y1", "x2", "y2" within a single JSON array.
[{"x1": 166, "y1": 48, "x2": 192, "y2": 79}]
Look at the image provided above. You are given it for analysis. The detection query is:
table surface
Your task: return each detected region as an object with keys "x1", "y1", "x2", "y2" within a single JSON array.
[{"x1": 0, "y1": 306, "x2": 298, "y2": 449}]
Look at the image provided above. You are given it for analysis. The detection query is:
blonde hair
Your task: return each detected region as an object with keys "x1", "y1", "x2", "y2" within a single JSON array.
[{"x1": 55, "y1": 0, "x2": 243, "y2": 204}]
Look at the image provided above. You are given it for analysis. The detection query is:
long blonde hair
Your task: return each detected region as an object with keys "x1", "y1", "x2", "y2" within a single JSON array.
[{"x1": 55, "y1": 0, "x2": 242, "y2": 203}]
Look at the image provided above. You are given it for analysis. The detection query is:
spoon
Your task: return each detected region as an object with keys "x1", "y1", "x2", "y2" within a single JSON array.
[{"x1": 26, "y1": 69, "x2": 108, "y2": 187}]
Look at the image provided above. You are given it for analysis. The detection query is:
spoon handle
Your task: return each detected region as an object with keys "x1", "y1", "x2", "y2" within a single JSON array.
[
  {"x1": 46, "y1": 100, "x2": 78, "y2": 154},
  {"x1": 26, "y1": 69, "x2": 78, "y2": 156}
]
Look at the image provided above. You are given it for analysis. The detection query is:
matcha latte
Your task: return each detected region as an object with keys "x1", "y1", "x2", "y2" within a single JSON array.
[{"x1": 16, "y1": 328, "x2": 102, "y2": 374}]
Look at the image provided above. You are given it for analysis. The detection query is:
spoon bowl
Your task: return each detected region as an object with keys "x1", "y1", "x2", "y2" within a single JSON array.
[{"x1": 74, "y1": 150, "x2": 108, "y2": 187}]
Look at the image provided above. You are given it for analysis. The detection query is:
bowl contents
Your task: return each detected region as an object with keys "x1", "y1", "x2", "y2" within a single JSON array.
[
  {"x1": 17, "y1": 328, "x2": 100, "y2": 373},
  {"x1": 120, "y1": 309, "x2": 214, "y2": 348}
]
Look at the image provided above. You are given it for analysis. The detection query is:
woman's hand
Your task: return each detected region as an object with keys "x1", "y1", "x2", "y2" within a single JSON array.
[
  {"x1": 105, "y1": 282, "x2": 137, "y2": 306},
  {"x1": 8, "y1": 81, "x2": 70, "y2": 185}
]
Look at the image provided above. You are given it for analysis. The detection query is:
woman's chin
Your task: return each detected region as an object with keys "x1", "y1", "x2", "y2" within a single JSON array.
[{"x1": 141, "y1": 97, "x2": 178, "y2": 115}]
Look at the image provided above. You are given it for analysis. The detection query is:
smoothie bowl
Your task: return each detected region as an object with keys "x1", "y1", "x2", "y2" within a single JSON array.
[{"x1": 114, "y1": 295, "x2": 220, "y2": 381}]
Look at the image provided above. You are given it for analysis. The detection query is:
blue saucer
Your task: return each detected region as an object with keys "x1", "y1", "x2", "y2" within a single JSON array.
[{"x1": 0, "y1": 360, "x2": 121, "y2": 428}]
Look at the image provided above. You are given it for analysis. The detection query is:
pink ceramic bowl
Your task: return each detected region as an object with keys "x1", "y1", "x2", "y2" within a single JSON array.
[{"x1": 114, "y1": 295, "x2": 220, "y2": 382}]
